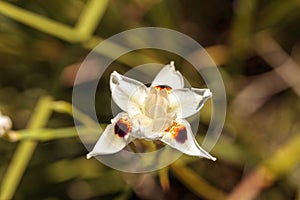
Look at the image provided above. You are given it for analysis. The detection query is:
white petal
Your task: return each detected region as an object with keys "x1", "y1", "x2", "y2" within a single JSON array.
[
  {"x1": 0, "y1": 113, "x2": 12, "y2": 136},
  {"x1": 191, "y1": 88, "x2": 212, "y2": 104},
  {"x1": 87, "y1": 113, "x2": 133, "y2": 159},
  {"x1": 160, "y1": 119, "x2": 216, "y2": 161},
  {"x1": 151, "y1": 61, "x2": 184, "y2": 89},
  {"x1": 110, "y1": 71, "x2": 147, "y2": 116},
  {"x1": 169, "y1": 88, "x2": 212, "y2": 118}
]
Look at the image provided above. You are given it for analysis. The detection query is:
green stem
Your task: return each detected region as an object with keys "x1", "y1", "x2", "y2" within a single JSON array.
[
  {"x1": 82, "y1": 36, "x2": 159, "y2": 66},
  {"x1": 0, "y1": 0, "x2": 109, "y2": 42},
  {"x1": 113, "y1": 185, "x2": 132, "y2": 200},
  {"x1": 50, "y1": 101, "x2": 98, "y2": 127},
  {"x1": 227, "y1": 133, "x2": 300, "y2": 200},
  {"x1": 0, "y1": 96, "x2": 53, "y2": 200},
  {"x1": 229, "y1": 0, "x2": 257, "y2": 58},
  {"x1": 159, "y1": 167, "x2": 170, "y2": 191},
  {"x1": 171, "y1": 159, "x2": 227, "y2": 200},
  {"x1": 0, "y1": 1, "x2": 160, "y2": 66},
  {"x1": 298, "y1": 185, "x2": 300, "y2": 200},
  {"x1": 75, "y1": 0, "x2": 109, "y2": 39},
  {"x1": 0, "y1": 1, "x2": 77, "y2": 42},
  {"x1": 8, "y1": 125, "x2": 105, "y2": 142}
]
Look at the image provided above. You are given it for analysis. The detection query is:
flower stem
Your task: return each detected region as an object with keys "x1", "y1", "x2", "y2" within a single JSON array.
[
  {"x1": 8, "y1": 126, "x2": 97, "y2": 142},
  {"x1": 227, "y1": 133, "x2": 300, "y2": 200},
  {"x1": 0, "y1": 96, "x2": 53, "y2": 200},
  {"x1": 50, "y1": 101, "x2": 98, "y2": 127},
  {"x1": 171, "y1": 159, "x2": 227, "y2": 200},
  {"x1": 0, "y1": 0, "x2": 109, "y2": 42},
  {"x1": 159, "y1": 167, "x2": 170, "y2": 191}
]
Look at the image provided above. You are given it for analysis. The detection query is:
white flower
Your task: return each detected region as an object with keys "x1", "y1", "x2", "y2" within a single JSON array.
[
  {"x1": 0, "y1": 112, "x2": 12, "y2": 137},
  {"x1": 87, "y1": 61, "x2": 216, "y2": 161}
]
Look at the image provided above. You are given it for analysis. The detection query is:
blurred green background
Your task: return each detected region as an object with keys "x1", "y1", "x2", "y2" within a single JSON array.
[{"x1": 1, "y1": 0, "x2": 300, "y2": 199}]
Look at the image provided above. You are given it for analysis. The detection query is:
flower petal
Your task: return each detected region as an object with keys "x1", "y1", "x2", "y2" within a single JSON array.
[
  {"x1": 110, "y1": 71, "x2": 148, "y2": 116},
  {"x1": 0, "y1": 112, "x2": 12, "y2": 136},
  {"x1": 151, "y1": 61, "x2": 184, "y2": 89},
  {"x1": 86, "y1": 113, "x2": 133, "y2": 158},
  {"x1": 160, "y1": 119, "x2": 216, "y2": 161},
  {"x1": 168, "y1": 88, "x2": 212, "y2": 118}
]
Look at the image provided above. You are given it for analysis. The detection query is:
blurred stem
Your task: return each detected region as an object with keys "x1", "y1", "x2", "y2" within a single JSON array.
[
  {"x1": 0, "y1": 0, "x2": 108, "y2": 42},
  {"x1": 0, "y1": 1, "x2": 77, "y2": 42},
  {"x1": 298, "y1": 185, "x2": 300, "y2": 200},
  {"x1": 7, "y1": 126, "x2": 104, "y2": 142},
  {"x1": 51, "y1": 101, "x2": 98, "y2": 127},
  {"x1": 229, "y1": 0, "x2": 257, "y2": 61},
  {"x1": 113, "y1": 185, "x2": 132, "y2": 200},
  {"x1": 82, "y1": 36, "x2": 160, "y2": 66},
  {"x1": 226, "y1": 113, "x2": 263, "y2": 161},
  {"x1": 258, "y1": 0, "x2": 300, "y2": 30},
  {"x1": 0, "y1": 96, "x2": 53, "y2": 200},
  {"x1": 227, "y1": 133, "x2": 300, "y2": 200},
  {"x1": 75, "y1": 0, "x2": 109, "y2": 39},
  {"x1": 0, "y1": 1, "x2": 160, "y2": 66},
  {"x1": 147, "y1": 0, "x2": 176, "y2": 28},
  {"x1": 128, "y1": 142, "x2": 138, "y2": 153},
  {"x1": 205, "y1": 135, "x2": 251, "y2": 166},
  {"x1": 171, "y1": 159, "x2": 227, "y2": 200},
  {"x1": 159, "y1": 167, "x2": 170, "y2": 191}
]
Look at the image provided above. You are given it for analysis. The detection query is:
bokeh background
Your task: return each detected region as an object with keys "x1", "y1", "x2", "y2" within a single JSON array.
[{"x1": 1, "y1": 0, "x2": 300, "y2": 199}]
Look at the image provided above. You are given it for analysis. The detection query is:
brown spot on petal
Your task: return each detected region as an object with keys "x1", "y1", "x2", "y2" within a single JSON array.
[
  {"x1": 154, "y1": 85, "x2": 172, "y2": 93},
  {"x1": 114, "y1": 118, "x2": 132, "y2": 137},
  {"x1": 175, "y1": 127, "x2": 188, "y2": 143},
  {"x1": 165, "y1": 122, "x2": 187, "y2": 143}
]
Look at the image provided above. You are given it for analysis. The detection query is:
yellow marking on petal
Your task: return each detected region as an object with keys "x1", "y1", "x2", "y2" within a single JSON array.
[
  {"x1": 154, "y1": 85, "x2": 172, "y2": 94},
  {"x1": 164, "y1": 122, "x2": 187, "y2": 143}
]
